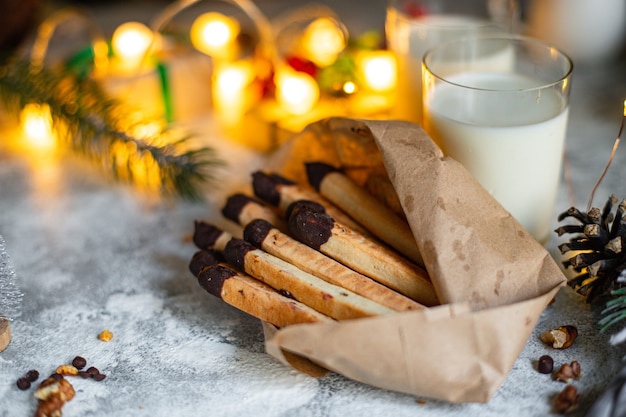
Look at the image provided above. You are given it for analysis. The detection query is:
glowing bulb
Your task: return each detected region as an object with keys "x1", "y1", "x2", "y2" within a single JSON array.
[
  {"x1": 275, "y1": 68, "x2": 319, "y2": 115},
  {"x1": 191, "y1": 12, "x2": 240, "y2": 59},
  {"x1": 20, "y1": 103, "x2": 56, "y2": 150},
  {"x1": 360, "y1": 51, "x2": 397, "y2": 92},
  {"x1": 112, "y1": 22, "x2": 154, "y2": 68},
  {"x1": 343, "y1": 81, "x2": 357, "y2": 95},
  {"x1": 212, "y1": 61, "x2": 254, "y2": 125},
  {"x1": 301, "y1": 18, "x2": 346, "y2": 67}
]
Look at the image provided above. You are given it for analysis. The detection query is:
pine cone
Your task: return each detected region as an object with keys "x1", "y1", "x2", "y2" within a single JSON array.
[{"x1": 556, "y1": 195, "x2": 626, "y2": 303}]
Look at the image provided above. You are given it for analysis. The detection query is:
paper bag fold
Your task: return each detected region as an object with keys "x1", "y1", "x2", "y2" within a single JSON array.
[{"x1": 262, "y1": 117, "x2": 566, "y2": 403}]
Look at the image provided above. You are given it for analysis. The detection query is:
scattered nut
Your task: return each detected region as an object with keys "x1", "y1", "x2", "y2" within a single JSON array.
[
  {"x1": 26, "y1": 369, "x2": 40, "y2": 382},
  {"x1": 553, "y1": 384, "x2": 580, "y2": 414},
  {"x1": 34, "y1": 375, "x2": 75, "y2": 417},
  {"x1": 553, "y1": 361, "x2": 582, "y2": 383},
  {"x1": 55, "y1": 365, "x2": 79, "y2": 376},
  {"x1": 16, "y1": 377, "x2": 31, "y2": 390},
  {"x1": 71, "y1": 356, "x2": 87, "y2": 370},
  {"x1": 537, "y1": 355, "x2": 554, "y2": 374},
  {"x1": 540, "y1": 325, "x2": 578, "y2": 349},
  {"x1": 98, "y1": 329, "x2": 113, "y2": 342},
  {"x1": 16, "y1": 369, "x2": 40, "y2": 390}
]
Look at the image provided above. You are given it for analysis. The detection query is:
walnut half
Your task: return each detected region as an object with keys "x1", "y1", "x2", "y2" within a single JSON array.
[
  {"x1": 34, "y1": 375, "x2": 75, "y2": 417},
  {"x1": 540, "y1": 325, "x2": 578, "y2": 349}
]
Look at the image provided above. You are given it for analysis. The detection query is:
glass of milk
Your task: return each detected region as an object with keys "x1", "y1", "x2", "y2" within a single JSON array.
[
  {"x1": 385, "y1": 0, "x2": 519, "y2": 124},
  {"x1": 422, "y1": 35, "x2": 573, "y2": 244}
]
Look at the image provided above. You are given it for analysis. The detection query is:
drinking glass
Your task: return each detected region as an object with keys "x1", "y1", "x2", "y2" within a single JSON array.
[
  {"x1": 385, "y1": 0, "x2": 518, "y2": 124},
  {"x1": 422, "y1": 35, "x2": 573, "y2": 244}
]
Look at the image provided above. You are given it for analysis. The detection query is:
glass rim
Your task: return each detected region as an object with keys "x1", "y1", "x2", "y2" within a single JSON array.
[
  {"x1": 390, "y1": 7, "x2": 499, "y2": 31},
  {"x1": 422, "y1": 34, "x2": 574, "y2": 93}
]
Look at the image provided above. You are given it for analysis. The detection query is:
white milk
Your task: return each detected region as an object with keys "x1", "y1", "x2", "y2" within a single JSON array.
[
  {"x1": 424, "y1": 72, "x2": 569, "y2": 243},
  {"x1": 386, "y1": 12, "x2": 505, "y2": 124}
]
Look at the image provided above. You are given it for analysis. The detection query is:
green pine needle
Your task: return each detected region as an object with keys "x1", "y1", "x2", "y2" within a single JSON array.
[
  {"x1": 600, "y1": 287, "x2": 626, "y2": 332},
  {"x1": 0, "y1": 58, "x2": 224, "y2": 200}
]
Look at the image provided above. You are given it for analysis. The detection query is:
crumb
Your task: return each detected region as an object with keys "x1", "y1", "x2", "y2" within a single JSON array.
[
  {"x1": 98, "y1": 329, "x2": 113, "y2": 342},
  {"x1": 56, "y1": 365, "x2": 79, "y2": 376}
]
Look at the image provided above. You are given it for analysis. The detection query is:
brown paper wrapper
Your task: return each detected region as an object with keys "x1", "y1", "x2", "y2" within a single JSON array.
[{"x1": 262, "y1": 117, "x2": 566, "y2": 403}]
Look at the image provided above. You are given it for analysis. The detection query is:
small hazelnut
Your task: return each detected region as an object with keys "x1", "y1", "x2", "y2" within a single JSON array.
[
  {"x1": 553, "y1": 385, "x2": 579, "y2": 414},
  {"x1": 541, "y1": 325, "x2": 578, "y2": 349},
  {"x1": 537, "y1": 355, "x2": 554, "y2": 374}
]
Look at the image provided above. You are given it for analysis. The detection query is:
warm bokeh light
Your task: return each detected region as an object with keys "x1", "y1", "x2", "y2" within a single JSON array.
[
  {"x1": 111, "y1": 22, "x2": 154, "y2": 71},
  {"x1": 275, "y1": 67, "x2": 320, "y2": 115},
  {"x1": 212, "y1": 61, "x2": 255, "y2": 124},
  {"x1": 300, "y1": 18, "x2": 346, "y2": 67},
  {"x1": 191, "y1": 12, "x2": 240, "y2": 59},
  {"x1": 342, "y1": 81, "x2": 357, "y2": 95},
  {"x1": 112, "y1": 22, "x2": 154, "y2": 60},
  {"x1": 359, "y1": 51, "x2": 397, "y2": 92},
  {"x1": 20, "y1": 103, "x2": 56, "y2": 150}
]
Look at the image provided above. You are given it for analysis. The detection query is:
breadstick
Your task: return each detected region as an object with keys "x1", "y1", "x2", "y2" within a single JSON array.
[
  {"x1": 193, "y1": 220, "x2": 232, "y2": 252},
  {"x1": 305, "y1": 162, "x2": 424, "y2": 267},
  {"x1": 287, "y1": 202, "x2": 438, "y2": 307},
  {"x1": 221, "y1": 193, "x2": 287, "y2": 232},
  {"x1": 192, "y1": 221, "x2": 397, "y2": 319},
  {"x1": 223, "y1": 237, "x2": 398, "y2": 319},
  {"x1": 244, "y1": 218, "x2": 424, "y2": 312},
  {"x1": 251, "y1": 171, "x2": 369, "y2": 235},
  {"x1": 189, "y1": 250, "x2": 333, "y2": 327}
]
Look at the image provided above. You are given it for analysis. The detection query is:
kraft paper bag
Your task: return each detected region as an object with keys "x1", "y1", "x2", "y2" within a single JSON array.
[{"x1": 261, "y1": 117, "x2": 566, "y2": 403}]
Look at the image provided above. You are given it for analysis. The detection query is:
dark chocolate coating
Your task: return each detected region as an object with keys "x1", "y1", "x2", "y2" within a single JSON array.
[
  {"x1": 243, "y1": 218, "x2": 273, "y2": 248},
  {"x1": 287, "y1": 203, "x2": 333, "y2": 249},
  {"x1": 305, "y1": 162, "x2": 338, "y2": 191},
  {"x1": 223, "y1": 238, "x2": 255, "y2": 271},
  {"x1": 189, "y1": 250, "x2": 221, "y2": 277},
  {"x1": 285, "y1": 199, "x2": 325, "y2": 220},
  {"x1": 193, "y1": 221, "x2": 223, "y2": 249},
  {"x1": 222, "y1": 193, "x2": 262, "y2": 222},
  {"x1": 251, "y1": 171, "x2": 294, "y2": 206},
  {"x1": 197, "y1": 264, "x2": 235, "y2": 298}
]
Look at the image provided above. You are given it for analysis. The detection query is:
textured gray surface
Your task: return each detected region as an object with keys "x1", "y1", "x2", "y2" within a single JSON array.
[{"x1": 2, "y1": 1, "x2": 626, "y2": 416}]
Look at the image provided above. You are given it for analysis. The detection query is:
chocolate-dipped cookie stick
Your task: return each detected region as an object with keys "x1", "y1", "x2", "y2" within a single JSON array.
[
  {"x1": 287, "y1": 202, "x2": 438, "y2": 307},
  {"x1": 305, "y1": 162, "x2": 424, "y2": 267},
  {"x1": 251, "y1": 171, "x2": 369, "y2": 235},
  {"x1": 192, "y1": 222, "x2": 397, "y2": 319},
  {"x1": 189, "y1": 250, "x2": 333, "y2": 327},
  {"x1": 244, "y1": 218, "x2": 424, "y2": 312},
  {"x1": 222, "y1": 193, "x2": 287, "y2": 232},
  {"x1": 224, "y1": 238, "x2": 398, "y2": 319}
]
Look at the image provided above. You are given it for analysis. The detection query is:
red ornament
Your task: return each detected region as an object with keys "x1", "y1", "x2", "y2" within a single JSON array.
[{"x1": 285, "y1": 56, "x2": 318, "y2": 78}]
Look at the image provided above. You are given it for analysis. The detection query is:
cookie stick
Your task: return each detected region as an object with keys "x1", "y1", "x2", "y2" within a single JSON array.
[
  {"x1": 244, "y1": 218, "x2": 424, "y2": 312},
  {"x1": 305, "y1": 162, "x2": 424, "y2": 267},
  {"x1": 193, "y1": 222, "x2": 397, "y2": 319},
  {"x1": 287, "y1": 202, "x2": 438, "y2": 307},
  {"x1": 251, "y1": 171, "x2": 369, "y2": 235},
  {"x1": 189, "y1": 250, "x2": 333, "y2": 327},
  {"x1": 222, "y1": 193, "x2": 287, "y2": 232}
]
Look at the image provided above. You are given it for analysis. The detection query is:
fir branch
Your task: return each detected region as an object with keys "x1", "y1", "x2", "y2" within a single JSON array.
[
  {"x1": 600, "y1": 287, "x2": 626, "y2": 333},
  {"x1": 0, "y1": 58, "x2": 224, "y2": 200}
]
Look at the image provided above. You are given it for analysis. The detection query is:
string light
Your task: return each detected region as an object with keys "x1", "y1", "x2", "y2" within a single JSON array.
[
  {"x1": 111, "y1": 22, "x2": 154, "y2": 72},
  {"x1": 212, "y1": 61, "x2": 255, "y2": 124},
  {"x1": 190, "y1": 12, "x2": 240, "y2": 59},
  {"x1": 20, "y1": 103, "x2": 56, "y2": 150},
  {"x1": 275, "y1": 67, "x2": 320, "y2": 115},
  {"x1": 300, "y1": 17, "x2": 346, "y2": 67},
  {"x1": 359, "y1": 51, "x2": 397, "y2": 92}
]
